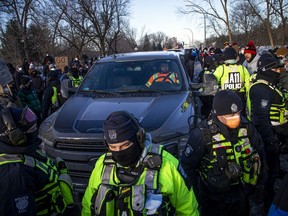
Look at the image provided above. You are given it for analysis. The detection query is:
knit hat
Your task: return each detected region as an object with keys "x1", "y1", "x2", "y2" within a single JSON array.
[
  {"x1": 208, "y1": 47, "x2": 215, "y2": 54},
  {"x1": 275, "y1": 47, "x2": 288, "y2": 57},
  {"x1": 20, "y1": 75, "x2": 31, "y2": 85},
  {"x1": 104, "y1": 111, "x2": 138, "y2": 144},
  {"x1": 212, "y1": 90, "x2": 243, "y2": 116},
  {"x1": 244, "y1": 41, "x2": 257, "y2": 55},
  {"x1": 256, "y1": 54, "x2": 280, "y2": 84},
  {"x1": 28, "y1": 64, "x2": 36, "y2": 74},
  {"x1": 257, "y1": 53, "x2": 278, "y2": 72},
  {"x1": 214, "y1": 48, "x2": 223, "y2": 55},
  {"x1": 224, "y1": 41, "x2": 230, "y2": 47},
  {"x1": 232, "y1": 42, "x2": 239, "y2": 53},
  {"x1": 47, "y1": 70, "x2": 59, "y2": 81},
  {"x1": 223, "y1": 47, "x2": 237, "y2": 61}
]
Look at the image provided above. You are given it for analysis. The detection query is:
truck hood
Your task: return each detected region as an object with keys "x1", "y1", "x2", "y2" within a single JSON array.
[{"x1": 51, "y1": 92, "x2": 193, "y2": 140}]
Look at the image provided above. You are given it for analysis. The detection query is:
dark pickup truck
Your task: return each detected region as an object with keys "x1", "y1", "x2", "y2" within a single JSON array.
[{"x1": 39, "y1": 51, "x2": 215, "y2": 203}]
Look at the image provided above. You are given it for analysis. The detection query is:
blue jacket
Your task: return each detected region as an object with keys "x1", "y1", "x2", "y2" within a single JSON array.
[{"x1": 268, "y1": 174, "x2": 288, "y2": 216}]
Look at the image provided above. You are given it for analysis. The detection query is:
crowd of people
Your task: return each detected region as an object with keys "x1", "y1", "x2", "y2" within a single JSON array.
[
  {"x1": 1, "y1": 55, "x2": 91, "y2": 126},
  {"x1": 183, "y1": 41, "x2": 288, "y2": 216},
  {"x1": 0, "y1": 41, "x2": 287, "y2": 215}
]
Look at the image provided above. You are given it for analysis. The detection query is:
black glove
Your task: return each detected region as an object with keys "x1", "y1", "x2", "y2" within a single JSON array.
[
  {"x1": 266, "y1": 141, "x2": 280, "y2": 154},
  {"x1": 63, "y1": 205, "x2": 81, "y2": 216},
  {"x1": 249, "y1": 186, "x2": 266, "y2": 216},
  {"x1": 280, "y1": 142, "x2": 288, "y2": 153}
]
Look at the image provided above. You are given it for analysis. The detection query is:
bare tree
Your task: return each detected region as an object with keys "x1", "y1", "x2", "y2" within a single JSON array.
[
  {"x1": 269, "y1": 0, "x2": 288, "y2": 46},
  {"x1": 150, "y1": 32, "x2": 167, "y2": 50},
  {"x1": 0, "y1": 0, "x2": 34, "y2": 59},
  {"x1": 245, "y1": 0, "x2": 276, "y2": 48},
  {"x1": 121, "y1": 22, "x2": 138, "y2": 51},
  {"x1": 50, "y1": 0, "x2": 130, "y2": 56},
  {"x1": 230, "y1": 1, "x2": 259, "y2": 42},
  {"x1": 0, "y1": 20, "x2": 23, "y2": 65},
  {"x1": 179, "y1": 0, "x2": 234, "y2": 43}
]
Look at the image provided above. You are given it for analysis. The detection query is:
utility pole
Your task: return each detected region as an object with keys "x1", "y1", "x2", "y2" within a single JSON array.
[
  {"x1": 184, "y1": 34, "x2": 192, "y2": 47},
  {"x1": 184, "y1": 28, "x2": 194, "y2": 47},
  {"x1": 204, "y1": 14, "x2": 207, "y2": 48}
]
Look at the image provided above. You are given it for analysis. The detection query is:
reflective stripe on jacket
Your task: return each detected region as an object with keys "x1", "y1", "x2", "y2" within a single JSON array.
[
  {"x1": 67, "y1": 73, "x2": 83, "y2": 87},
  {"x1": 51, "y1": 86, "x2": 59, "y2": 108},
  {"x1": 146, "y1": 72, "x2": 179, "y2": 87},
  {"x1": 94, "y1": 144, "x2": 163, "y2": 215},
  {"x1": 0, "y1": 150, "x2": 73, "y2": 215},
  {"x1": 247, "y1": 79, "x2": 288, "y2": 126},
  {"x1": 200, "y1": 120, "x2": 261, "y2": 186},
  {"x1": 82, "y1": 137, "x2": 199, "y2": 216}
]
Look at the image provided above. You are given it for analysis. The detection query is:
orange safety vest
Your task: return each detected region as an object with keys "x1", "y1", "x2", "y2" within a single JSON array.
[{"x1": 146, "y1": 72, "x2": 179, "y2": 87}]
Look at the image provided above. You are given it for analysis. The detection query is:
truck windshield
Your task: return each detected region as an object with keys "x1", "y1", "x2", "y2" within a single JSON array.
[{"x1": 79, "y1": 59, "x2": 184, "y2": 92}]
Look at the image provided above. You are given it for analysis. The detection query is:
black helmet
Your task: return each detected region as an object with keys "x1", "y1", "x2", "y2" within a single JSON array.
[
  {"x1": 0, "y1": 107, "x2": 37, "y2": 146},
  {"x1": 223, "y1": 47, "x2": 237, "y2": 61}
]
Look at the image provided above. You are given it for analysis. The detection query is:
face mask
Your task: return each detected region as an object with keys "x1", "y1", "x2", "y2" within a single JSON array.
[
  {"x1": 218, "y1": 115, "x2": 241, "y2": 129},
  {"x1": 110, "y1": 142, "x2": 142, "y2": 167}
]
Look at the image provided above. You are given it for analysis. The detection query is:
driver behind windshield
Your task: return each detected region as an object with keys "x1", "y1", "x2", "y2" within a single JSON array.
[{"x1": 145, "y1": 63, "x2": 179, "y2": 87}]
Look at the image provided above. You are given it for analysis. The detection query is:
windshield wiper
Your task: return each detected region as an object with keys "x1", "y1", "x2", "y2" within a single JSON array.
[
  {"x1": 117, "y1": 89, "x2": 171, "y2": 94},
  {"x1": 80, "y1": 89, "x2": 121, "y2": 96}
]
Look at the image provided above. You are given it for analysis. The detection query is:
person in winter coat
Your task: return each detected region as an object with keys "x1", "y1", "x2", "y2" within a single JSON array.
[
  {"x1": 41, "y1": 70, "x2": 61, "y2": 121},
  {"x1": 247, "y1": 53, "x2": 288, "y2": 209},
  {"x1": 82, "y1": 111, "x2": 199, "y2": 216},
  {"x1": 0, "y1": 106, "x2": 78, "y2": 216},
  {"x1": 242, "y1": 41, "x2": 261, "y2": 76},
  {"x1": 181, "y1": 90, "x2": 267, "y2": 216},
  {"x1": 29, "y1": 66, "x2": 44, "y2": 104},
  {"x1": 18, "y1": 75, "x2": 41, "y2": 125}
]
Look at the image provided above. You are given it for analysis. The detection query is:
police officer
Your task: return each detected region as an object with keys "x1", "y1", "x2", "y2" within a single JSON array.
[
  {"x1": 61, "y1": 61, "x2": 84, "y2": 88},
  {"x1": 82, "y1": 111, "x2": 199, "y2": 216},
  {"x1": 0, "y1": 106, "x2": 76, "y2": 215},
  {"x1": 247, "y1": 53, "x2": 288, "y2": 206},
  {"x1": 213, "y1": 47, "x2": 251, "y2": 115},
  {"x1": 181, "y1": 90, "x2": 267, "y2": 216}
]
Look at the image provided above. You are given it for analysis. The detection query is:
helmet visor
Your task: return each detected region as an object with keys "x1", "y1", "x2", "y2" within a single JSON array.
[{"x1": 20, "y1": 107, "x2": 37, "y2": 125}]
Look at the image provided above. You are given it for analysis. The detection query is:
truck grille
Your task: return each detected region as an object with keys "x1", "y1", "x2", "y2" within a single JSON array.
[{"x1": 55, "y1": 140, "x2": 107, "y2": 152}]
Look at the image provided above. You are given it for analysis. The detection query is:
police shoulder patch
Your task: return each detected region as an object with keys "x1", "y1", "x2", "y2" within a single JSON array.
[
  {"x1": 184, "y1": 145, "x2": 193, "y2": 157},
  {"x1": 260, "y1": 99, "x2": 268, "y2": 108},
  {"x1": 13, "y1": 193, "x2": 35, "y2": 215}
]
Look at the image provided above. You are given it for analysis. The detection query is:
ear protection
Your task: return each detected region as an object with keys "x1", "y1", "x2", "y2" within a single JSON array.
[
  {"x1": 104, "y1": 111, "x2": 146, "y2": 149},
  {"x1": 1, "y1": 108, "x2": 27, "y2": 146}
]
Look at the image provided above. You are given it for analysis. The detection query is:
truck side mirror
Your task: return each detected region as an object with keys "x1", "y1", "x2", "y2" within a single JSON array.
[{"x1": 190, "y1": 73, "x2": 218, "y2": 96}]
